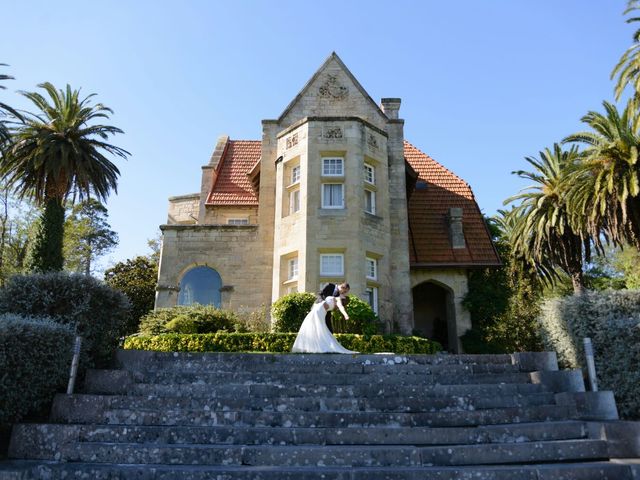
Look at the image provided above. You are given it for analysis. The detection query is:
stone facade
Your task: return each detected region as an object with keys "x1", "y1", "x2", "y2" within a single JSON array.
[{"x1": 155, "y1": 53, "x2": 500, "y2": 351}]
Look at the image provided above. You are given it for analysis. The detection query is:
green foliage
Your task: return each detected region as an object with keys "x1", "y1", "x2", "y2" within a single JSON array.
[
  {"x1": 0, "y1": 314, "x2": 74, "y2": 424},
  {"x1": 0, "y1": 272, "x2": 130, "y2": 368},
  {"x1": 539, "y1": 290, "x2": 640, "y2": 419},
  {"x1": 64, "y1": 199, "x2": 118, "y2": 275},
  {"x1": 331, "y1": 295, "x2": 380, "y2": 334},
  {"x1": 26, "y1": 198, "x2": 65, "y2": 272},
  {"x1": 234, "y1": 305, "x2": 271, "y2": 333},
  {"x1": 138, "y1": 304, "x2": 237, "y2": 336},
  {"x1": 104, "y1": 256, "x2": 158, "y2": 335},
  {"x1": 271, "y1": 292, "x2": 316, "y2": 333},
  {"x1": 124, "y1": 332, "x2": 441, "y2": 354}
]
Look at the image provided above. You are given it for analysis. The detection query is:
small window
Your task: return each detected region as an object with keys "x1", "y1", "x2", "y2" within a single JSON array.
[
  {"x1": 291, "y1": 165, "x2": 301, "y2": 185},
  {"x1": 322, "y1": 158, "x2": 343, "y2": 176},
  {"x1": 364, "y1": 163, "x2": 375, "y2": 184},
  {"x1": 322, "y1": 183, "x2": 344, "y2": 209},
  {"x1": 288, "y1": 257, "x2": 299, "y2": 280},
  {"x1": 227, "y1": 218, "x2": 249, "y2": 225},
  {"x1": 366, "y1": 257, "x2": 377, "y2": 280},
  {"x1": 364, "y1": 189, "x2": 375, "y2": 215},
  {"x1": 290, "y1": 189, "x2": 301, "y2": 214},
  {"x1": 365, "y1": 286, "x2": 378, "y2": 314},
  {"x1": 320, "y1": 254, "x2": 344, "y2": 276}
]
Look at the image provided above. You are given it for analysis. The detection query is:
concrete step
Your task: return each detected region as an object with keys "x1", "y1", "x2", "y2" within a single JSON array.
[
  {"x1": 50, "y1": 392, "x2": 557, "y2": 416},
  {"x1": 118, "y1": 381, "x2": 549, "y2": 399},
  {"x1": 50, "y1": 402, "x2": 578, "y2": 428},
  {"x1": 1, "y1": 460, "x2": 633, "y2": 480},
  {"x1": 124, "y1": 370, "x2": 535, "y2": 386},
  {"x1": 9, "y1": 421, "x2": 590, "y2": 458}
]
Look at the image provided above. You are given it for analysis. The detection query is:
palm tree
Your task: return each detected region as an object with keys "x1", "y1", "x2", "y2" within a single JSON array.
[
  {"x1": 563, "y1": 100, "x2": 640, "y2": 251},
  {"x1": 505, "y1": 144, "x2": 590, "y2": 294},
  {"x1": 1, "y1": 82, "x2": 129, "y2": 272},
  {"x1": 0, "y1": 64, "x2": 20, "y2": 148},
  {"x1": 612, "y1": 0, "x2": 640, "y2": 122}
]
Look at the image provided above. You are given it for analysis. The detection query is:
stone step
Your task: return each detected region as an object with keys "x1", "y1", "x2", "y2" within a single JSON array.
[
  {"x1": 50, "y1": 402, "x2": 578, "y2": 428},
  {"x1": 9, "y1": 421, "x2": 590, "y2": 458},
  {"x1": 47, "y1": 439, "x2": 611, "y2": 467},
  {"x1": 51, "y1": 392, "x2": 557, "y2": 416},
  {"x1": 115, "y1": 381, "x2": 549, "y2": 399},
  {"x1": 125, "y1": 370, "x2": 534, "y2": 386},
  {"x1": 1, "y1": 460, "x2": 633, "y2": 480},
  {"x1": 116, "y1": 350, "x2": 519, "y2": 368}
]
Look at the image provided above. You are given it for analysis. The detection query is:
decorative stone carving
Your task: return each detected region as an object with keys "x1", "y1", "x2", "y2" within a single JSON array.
[
  {"x1": 318, "y1": 75, "x2": 348, "y2": 99},
  {"x1": 323, "y1": 126, "x2": 343, "y2": 139},
  {"x1": 367, "y1": 133, "x2": 379, "y2": 149},
  {"x1": 286, "y1": 133, "x2": 298, "y2": 149}
]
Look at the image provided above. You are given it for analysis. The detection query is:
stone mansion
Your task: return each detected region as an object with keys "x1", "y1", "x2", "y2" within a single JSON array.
[{"x1": 155, "y1": 53, "x2": 500, "y2": 351}]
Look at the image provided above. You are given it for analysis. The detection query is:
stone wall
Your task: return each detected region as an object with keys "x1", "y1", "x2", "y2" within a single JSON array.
[
  {"x1": 156, "y1": 224, "x2": 271, "y2": 312},
  {"x1": 167, "y1": 194, "x2": 200, "y2": 225}
]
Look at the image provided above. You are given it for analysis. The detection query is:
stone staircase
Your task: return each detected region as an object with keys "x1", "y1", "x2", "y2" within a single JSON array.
[{"x1": 1, "y1": 350, "x2": 639, "y2": 479}]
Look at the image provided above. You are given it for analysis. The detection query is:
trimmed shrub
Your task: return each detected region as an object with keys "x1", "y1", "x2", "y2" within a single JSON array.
[
  {"x1": 271, "y1": 292, "x2": 316, "y2": 333},
  {"x1": 124, "y1": 332, "x2": 441, "y2": 354},
  {"x1": 0, "y1": 272, "x2": 130, "y2": 368},
  {"x1": 539, "y1": 290, "x2": 640, "y2": 419},
  {"x1": 234, "y1": 305, "x2": 271, "y2": 333},
  {"x1": 0, "y1": 314, "x2": 74, "y2": 425},
  {"x1": 138, "y1": 304, "x2": 238, "y2": 335},
  {"x1": 271, "y1": 292, "x2": 380, "y2": 334}
]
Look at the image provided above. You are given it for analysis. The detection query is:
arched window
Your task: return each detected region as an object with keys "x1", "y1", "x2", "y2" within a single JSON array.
[{"x1": 178, "y1": 266, "x2": 222, "y2": 307}]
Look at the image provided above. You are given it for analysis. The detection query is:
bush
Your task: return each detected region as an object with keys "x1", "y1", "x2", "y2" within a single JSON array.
[
  {"x1": 271, "y1": 292, "x2": 380, "y2": 334},
  {"x1": 0, "y1": 272, "x2": 130, "y2": 368},
  {"x1": 138, "y1": 304, "x2": 238, "y2": 335},
  {"x1": 271, "y1": 292, "x2": 316, "y2": 332},
  {"x1": 0, "y1": 314, "x2": 74, "y2": 425},
  {"x1": 104, "y1": 256, "x2": 158, "y2": 335},
  {"x1": 234, "y1": 305, "x2": 271, "y2": 333},
  {"x1": 124, "y1": 332, "x2": 441, "y2": 354},
  {"x1": 539, "y1": 290, "x2": 640, "y2": 419}
]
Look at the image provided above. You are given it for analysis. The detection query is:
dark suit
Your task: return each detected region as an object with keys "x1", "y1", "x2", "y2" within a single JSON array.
[{"x1": 319, "y1": 283, "x2": 339, "y2": 333}]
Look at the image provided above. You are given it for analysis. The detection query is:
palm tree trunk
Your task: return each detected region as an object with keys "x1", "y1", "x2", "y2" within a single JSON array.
[
  {"x1": 26, "y1": 197, "x2": 65, "y2": 272},
  {"x1": 570, "y1": 271, "x2": 584, "y2": 296}
]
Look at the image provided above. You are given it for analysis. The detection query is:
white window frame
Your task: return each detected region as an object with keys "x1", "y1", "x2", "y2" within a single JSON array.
[
  {"x1": 227, "y1": 218, "x2": 249, "y2": 225},
  {"x1": 320, "y1": 254, "x2": 344, "y2": 276},
  {"x1": 364, "y1": 189, "x2": 376, "y2": 215},
  {"x1": 322, "y1": 183, "x2": 344, "y2": 209},
  {"x1": 366, "y1": 257, "x2": 377, "y2": 280},
  {"x1": 289, "y1": 188, "x2": 301, "y2": 214},
  {"x1": 322, "y1": 157, "x2": 344, "y2": 176},
  {"x1": 288, "y1": 257, "x2": 299, "y2": 280},
  {"x1": 364, "y1": 163, "x2": 375, "y2": 185},
  {"x1": 366, "y1": 286, "x2": 379, "y2": 314},
  {"x1": 291, "y1": 165, "x2": 301, "y2": 185}
]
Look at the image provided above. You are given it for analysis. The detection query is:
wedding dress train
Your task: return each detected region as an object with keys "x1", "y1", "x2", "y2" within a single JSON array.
[{"x1": 291, "y1": 297, "x2": 357, "y2": 354}]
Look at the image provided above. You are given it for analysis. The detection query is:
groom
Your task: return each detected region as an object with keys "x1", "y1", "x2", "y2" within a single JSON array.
[{"x1": 318, "y1": 282, "x2": 350, "y2": 333}]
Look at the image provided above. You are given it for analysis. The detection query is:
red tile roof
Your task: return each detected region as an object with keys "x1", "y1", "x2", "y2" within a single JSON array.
[
  {"x1": 206, "y1": 140, "x2": 261, "y2": 206},
  {"x1": 404, "y1": 141, "x2": 500, "y2": 266}
]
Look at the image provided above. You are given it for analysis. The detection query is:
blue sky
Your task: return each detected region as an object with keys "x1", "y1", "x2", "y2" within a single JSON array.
[{"x1": 1, "y1": 1, "x2": 632, "y2": 270}]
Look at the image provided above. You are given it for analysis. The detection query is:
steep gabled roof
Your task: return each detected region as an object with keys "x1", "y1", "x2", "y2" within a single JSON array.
[
  {"x1": 206, "y1": 140, "x2": 261, "y2": 206},
  {"x1": 404, "y1": 141, "x2": 501, "y2": 267},
  {"x1": 278, "y1": 52, "x2": 387, "y2": 123}
]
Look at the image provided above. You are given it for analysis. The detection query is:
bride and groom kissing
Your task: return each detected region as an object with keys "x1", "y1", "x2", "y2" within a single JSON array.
[{"x1": 291, "y1": 282, "x2": 358, "y2": 354}]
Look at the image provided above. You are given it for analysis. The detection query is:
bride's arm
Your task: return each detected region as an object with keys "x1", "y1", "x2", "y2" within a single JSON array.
[{"x1": 335, "y1": 296, "x2": 349, "y2": 320}]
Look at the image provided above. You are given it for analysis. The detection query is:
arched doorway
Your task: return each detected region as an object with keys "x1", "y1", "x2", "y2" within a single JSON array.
[
  {"x1": 178, "y1": 266, "x2": 222, "y2": 307},
  {"x1": 412, "y1": 281, "x2": 453, "y2": 351}
]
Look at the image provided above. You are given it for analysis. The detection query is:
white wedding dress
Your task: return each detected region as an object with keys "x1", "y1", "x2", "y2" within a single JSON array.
[{"x1": 291, "y1": 296, "x2": 358, "y2": 354}]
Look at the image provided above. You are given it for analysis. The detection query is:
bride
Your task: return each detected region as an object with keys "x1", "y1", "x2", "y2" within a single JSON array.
[{"x1": 291, "y1": 294, "x2": 358, "y2": 354}]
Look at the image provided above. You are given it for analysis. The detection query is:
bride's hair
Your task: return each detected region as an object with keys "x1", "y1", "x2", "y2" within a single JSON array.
[{"x1": 340, "y1": 296, "x2": 350, "y2": 307}]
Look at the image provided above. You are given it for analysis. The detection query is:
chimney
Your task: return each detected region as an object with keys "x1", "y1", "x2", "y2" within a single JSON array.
[
  {"x1": 448, "y1": 207, "x2": 465, "y2": 249},
  {"x1": 380, "y1": 98, "x2": 401, "y2": 119}
]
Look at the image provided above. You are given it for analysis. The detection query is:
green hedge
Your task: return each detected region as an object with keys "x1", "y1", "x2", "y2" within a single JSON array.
[
  {"x1": 0, "y1": 272, "x2": 130, "y2": 369},
  {"x1": 0, "y1": 314, "x2": 74, "y2": 425},
  {"x1": 138, "y1": 304, "x2": 238, "y2": 335},
  {"x1": 124, "y1": 332, "x2": 441, "y2": 354},
  {"x1": 271, "y1": 292, "x2": 380, "y2": 334},
  {"x1": 539, "y1": 289, "x2": 640, "y2": 419}
]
